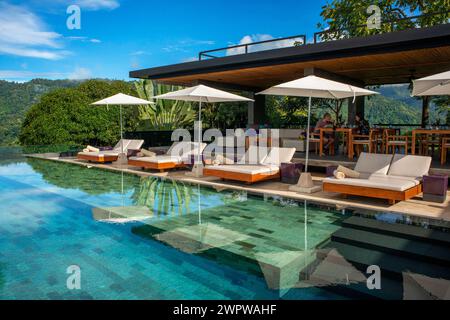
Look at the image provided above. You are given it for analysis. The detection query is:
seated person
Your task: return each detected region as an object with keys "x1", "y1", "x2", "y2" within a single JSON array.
[
  {"x1": 314, "y1": 113, "x2": 335, "y2": 153},
  {"x1": 355, "y1": 113, "x2": 370, "y2": 135}
]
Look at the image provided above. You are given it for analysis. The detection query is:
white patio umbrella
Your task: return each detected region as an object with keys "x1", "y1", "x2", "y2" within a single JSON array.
[
  {"x1": 153, "y1": 85, "x2": 253, "y2": 172},
  {"x1": 258, "y1": 75, "x2": 378, "y2": 192},
  {"x1": 412, "y1": 70, "x2": 450, "y2": 96},
  {"x1": 91, "y1": 93, "x2": 153, "y2": 160}
]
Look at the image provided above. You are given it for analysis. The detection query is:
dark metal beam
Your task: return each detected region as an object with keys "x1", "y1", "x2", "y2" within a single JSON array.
[
  {"x1": 304, "y1": 67, "x2": 365, "y2": 87},
  {"x1": 130, "y1": 24, "x2": 450, "y2": 82}
]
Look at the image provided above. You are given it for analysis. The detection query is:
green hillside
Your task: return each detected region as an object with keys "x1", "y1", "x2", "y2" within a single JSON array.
[
  {"x1": 0, "y1": 79, "x2": 80, "y2": 145},
  {"x1": 0, "y1": 79, "x2": 442, "y2": 147},
  {"x1": 365, "y1": 93, "x2": 421, "y2": 125}
]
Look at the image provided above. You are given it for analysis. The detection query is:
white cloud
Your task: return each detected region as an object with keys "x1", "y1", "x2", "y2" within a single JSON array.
[
  {"x1": 130, "y1": 50, "x2": 148, "y2": 56},
  {"x1": 0, "y1": 67, "x2": 91, "y2": 81},
  {"x1": 72, "y1": 0, "x2": 120, "y2": 11},
  {"x1": 67, "y1": 36, "x2": 102, "y2": 44},
  {"x1": 226, "y1": 34, "x2": 304, "y2": 56},
  {"x1": 162, "y1": 39, "x2": 215, "y2": 53},
  {"x1": 0, "y1": 70, "x2": 66, "y2": 80},
  {"x1": 182, "y1": 56, "x2": 198, "y2": 63},
  {"x1": 68, "y1": 67, "x2": 92, "y2": 80},
  {"x1": 0, "y1": 3, "x2": 68, "y2": 60}
]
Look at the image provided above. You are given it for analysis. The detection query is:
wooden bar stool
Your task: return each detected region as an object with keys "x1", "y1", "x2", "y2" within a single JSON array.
[
  {"x1": 351, "y1": 129, "x2": 377, "y2": 156},
  {"x1": 386, "y1": 135, "x2": 409, "y2": 155},
  {"x1": 440, "y1": 137, "x2": 450, "y2": 165}
]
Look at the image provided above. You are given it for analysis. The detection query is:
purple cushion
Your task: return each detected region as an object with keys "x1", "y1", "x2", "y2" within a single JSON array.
[{"x1": 326, "y1": 166, "x2": 338, "y2": 177}]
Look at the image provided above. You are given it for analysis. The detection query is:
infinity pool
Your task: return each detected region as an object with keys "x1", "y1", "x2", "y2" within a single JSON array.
[{"x1": 0, "y1": 156, "x2": 449, "y2": 300}]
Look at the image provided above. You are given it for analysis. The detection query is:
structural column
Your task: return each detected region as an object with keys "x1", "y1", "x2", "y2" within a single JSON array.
[
  {"x1": 348, "y1": 96, "x2": 365, "y2": 125},
  {"x1": 422, "y1": 96, "x2": 430, "y2": 127},
  {"x1": 248, "y1": 93, "x2": 266, "y2": 126}
]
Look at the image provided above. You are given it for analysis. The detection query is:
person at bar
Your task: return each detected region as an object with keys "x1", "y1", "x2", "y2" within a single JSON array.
[{"x1": 355, "y1": 113, "x2": 370, "y2": 135}]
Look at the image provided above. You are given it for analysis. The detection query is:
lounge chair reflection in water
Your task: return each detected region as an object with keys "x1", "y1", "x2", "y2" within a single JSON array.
[{"x1": 92, "y1": 206, "x2": 152, "y2": 224}]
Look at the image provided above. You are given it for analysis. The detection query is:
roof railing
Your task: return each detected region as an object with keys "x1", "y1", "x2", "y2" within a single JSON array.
[
  {"x1": 198, "y1": 11, "x2": 449, "y2": 61},
  {"x1": 314, "y1": 10, "x2": 450, "y2": 43},
  {"x1": 198, "y1": 34, "x2": 306, "y2": 61}
]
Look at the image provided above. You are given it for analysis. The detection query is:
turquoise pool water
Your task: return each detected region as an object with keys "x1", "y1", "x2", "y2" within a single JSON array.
[
  {"x1": 1, "y1": 157, "x2": 449, "y2": 300},
  {"x1": 0, "y1": 157, "x2": 348, "y2": 300}
]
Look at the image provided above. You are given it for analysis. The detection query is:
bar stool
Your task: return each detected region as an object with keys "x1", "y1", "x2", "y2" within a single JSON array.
[
  {"x1": 351, "y1": 129, "x2": 377, "y2": 156},
  {"x1": 440, "y1": 137, "x2": 450, "y2": 165},
  {"x1": 386, "y1": 134, "x2": 409, "y2": 155},
  {"x1": 309, "y1": 132, "x2": 320, "y2": 155},
  {"x1": 420, "y1": 133, "x2": 441, "y2": 156}
]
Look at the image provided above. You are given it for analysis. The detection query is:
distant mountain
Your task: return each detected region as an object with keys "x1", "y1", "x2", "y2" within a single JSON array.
[
  {"x1": 370, "y1": 84, "x2": 441, "y2": 125},
  {"x1": 366, "y1": 93, "x2": 421, "y2": 125},
  {"x1": 0, "y1": 79, "x2": 81, "y2": 145}
]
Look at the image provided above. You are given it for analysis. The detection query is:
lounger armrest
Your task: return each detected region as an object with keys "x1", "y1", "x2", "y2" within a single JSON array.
[{"x1": 99, "y1": 146, "x2": 113, "y2": 151}]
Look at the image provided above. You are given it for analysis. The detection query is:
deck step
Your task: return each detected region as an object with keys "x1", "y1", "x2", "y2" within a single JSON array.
[
  {"x1": 331, "y1": 228, "x2": 450, "y2": 266},
  {"x1": 303, "y1": 248, "x2": 401, "y2": 300},
  {"x1": 328, "y1": 241, "x2": 450, "y2": 280},
  {"x1": 342, "y1": 216, "x2": 450, "y2": 246}
]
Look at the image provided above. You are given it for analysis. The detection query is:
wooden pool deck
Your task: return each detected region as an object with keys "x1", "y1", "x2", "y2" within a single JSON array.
[{"x1": 26, "y1": 153, "x2": 450, "y2": 226}]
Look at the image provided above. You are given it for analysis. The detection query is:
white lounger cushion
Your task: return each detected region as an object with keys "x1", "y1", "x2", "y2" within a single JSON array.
[
  {"x1": 130, "y1": 155, "x2": 184, "y2": 164},
  {"x1": 324, "y1": 175, "x2": 421, "y2": 192},
  {"x1": 388, "y1": 154, "x2": 432, "y2": 178},
  {"x1": 205, "y1": 164, "x2": 279, "y2": 175},
  {"x1": 354, "y1": 153, "x2": 393, "y2": 175},
  {"x1": 262, "y1": 147, "x2": 296, "y2": 165},
  {"x1": 78, "y1": 151, "x2": 120, "y2": 157}
]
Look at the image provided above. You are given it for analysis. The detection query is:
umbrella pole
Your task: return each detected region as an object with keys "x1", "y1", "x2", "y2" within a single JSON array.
[
  {"x1": 305, "y1": 96, "x2": 312, "y2": 172},
  {"x1": 120, "y1": 105, "x2": 124, "y2": 154},
  {"x1": 198, "y1": 98, "x2": 202, "y2": 164}
]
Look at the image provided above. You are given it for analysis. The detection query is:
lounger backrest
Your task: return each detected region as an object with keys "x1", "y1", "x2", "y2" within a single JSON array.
[
  {"x1": 167, "y1": 141, "x2": 207, "y2": 157},
  {"x1": 216, "y1": 136, "x2": 235, "y2": 148},
  {"x1": 388, "y1": 154, "x2": 432, "y2": 178},
  {"x1": 262, "y1": 147, "x2": 296, "y2": 166},
  {"x1": 354, "y1": 153, "x2": 393, "y2": 175},
  {"x1": 187, "y1": 142, "x2": 207, "y2": 156},
  {"x1": 240, "y1": 145, "x2": 268, "y2": 164},
  {"x1": 127, "y1": 139, "x2": 144, "y2": 150},
  {"x1": 113, "y1": 139, "x2": 131, "y2": 151}
]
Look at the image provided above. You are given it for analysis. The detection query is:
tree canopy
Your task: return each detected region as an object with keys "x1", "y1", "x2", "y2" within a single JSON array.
[
  {"x1": 318, "y1": 0, "x2": 449, "y2": 41},
  {"x1": 19, "y1": 80, "x2": 139, "y2": 147}
]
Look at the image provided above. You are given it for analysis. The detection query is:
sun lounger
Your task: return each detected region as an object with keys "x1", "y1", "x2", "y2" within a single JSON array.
[
  {"x1": 128, "y1": 141, "x2": 207, "y2": 171},
  {"x1": 77, "y1": 139, "x2": 144, "y2": 163},
  {"x1": 322, "y1": 152, "x2": 432, "y2": 204},
  {"x1": 203, "y1": 146, "x2": 296, "y2": 184}
]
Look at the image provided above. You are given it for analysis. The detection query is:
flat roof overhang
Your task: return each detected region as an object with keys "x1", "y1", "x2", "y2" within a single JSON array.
[{"x1": 130, "y1": 24, "x2": 450, "y2": 90}]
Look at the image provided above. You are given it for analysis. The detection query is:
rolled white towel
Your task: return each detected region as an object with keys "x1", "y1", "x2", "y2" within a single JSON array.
[
  {"x1": 334, "y1": 170, "x2": 346, "y2": 180},
  {"x1": 83, "y1": 148, "x2": 90, "y2": 153},
  {"x1": 336, "y1": 165, "x2": 360, "y2": 178},
  {"x1": 140, "y1": 149, "x2": 156, "y2": 157},
  {"x1": 87, "y1": 145, "x2": 100, "y2": 152}
]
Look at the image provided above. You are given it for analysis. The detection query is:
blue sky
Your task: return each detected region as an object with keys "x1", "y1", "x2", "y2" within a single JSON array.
[{"x1": 0, "y1": 0, "x2": 328, "y2": 82}]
